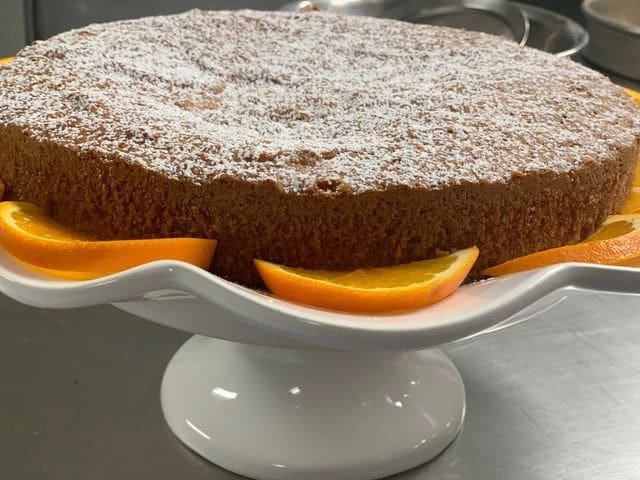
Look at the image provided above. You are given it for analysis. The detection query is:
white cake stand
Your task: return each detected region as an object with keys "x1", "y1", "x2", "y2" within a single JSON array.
[{"x1": 1, "y1": 248, "x2": 640, "y2": 480}]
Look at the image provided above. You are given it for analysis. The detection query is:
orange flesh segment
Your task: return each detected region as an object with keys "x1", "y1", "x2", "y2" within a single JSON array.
[
  {"x1": 625, "y1": 187, "x2": 640, "y2": 213},
  {"x1": 483, "y1": 215, "x2": 640, "y2": 276},
  {"x1": 0, "y1": 201, "x2": 216, "y2": 277},
  {"x1": 255, "y1": 247, "x2": 478, "y2": 313},
  {"x1": 624, "y1": 89, "x2": 640, "y2": 187},
  {"x1": 11, "y1": 207, "x2": 94, "y2": 241},
  {"x1": 583, "y1": 220, "x2": 634, "y2": 242},
  {"x1": 284, "y1": 255, "x2": 456, "y2": 288}
]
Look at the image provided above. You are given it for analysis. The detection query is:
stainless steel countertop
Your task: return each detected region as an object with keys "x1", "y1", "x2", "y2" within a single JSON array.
[{"x1": 2, "y1": 288, "x2": 640, "y2": 479}]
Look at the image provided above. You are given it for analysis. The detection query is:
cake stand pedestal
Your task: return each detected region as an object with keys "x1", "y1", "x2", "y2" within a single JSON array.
[{"x1": 161, "y1": 336, "x2": 464, "y2": 480}]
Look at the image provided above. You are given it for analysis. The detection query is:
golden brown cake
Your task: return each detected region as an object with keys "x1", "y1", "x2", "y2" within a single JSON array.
[{"x1": 0, "y1": 9, "x2": 639, "y2": 286}]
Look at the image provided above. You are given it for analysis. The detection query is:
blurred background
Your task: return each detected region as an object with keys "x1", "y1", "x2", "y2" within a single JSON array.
[
  {"x1": 0, "y1": 0, "x2": 584, "y2": 57},
  {"x1": 3, "y1": 0, "x2": 638, "y2": 88}
]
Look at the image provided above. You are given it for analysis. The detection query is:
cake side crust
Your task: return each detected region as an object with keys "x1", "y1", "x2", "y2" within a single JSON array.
[{"x1": 1, "y1": 124, "x2": 636, "y2": 286}]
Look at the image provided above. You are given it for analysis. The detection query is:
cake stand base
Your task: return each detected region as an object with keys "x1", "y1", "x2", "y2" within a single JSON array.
[{"x1": 161, "y1": 336, "x2": 465, "y2": 480}]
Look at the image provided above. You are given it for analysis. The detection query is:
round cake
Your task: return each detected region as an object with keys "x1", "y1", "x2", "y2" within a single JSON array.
[{"x1": 0, "y1": 9, "x2": 639, "y2": 286}]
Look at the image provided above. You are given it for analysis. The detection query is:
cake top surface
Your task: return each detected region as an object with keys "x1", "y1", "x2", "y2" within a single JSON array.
[{"x1": 0, "y1": 9, "x2": 639, "y2": 193}]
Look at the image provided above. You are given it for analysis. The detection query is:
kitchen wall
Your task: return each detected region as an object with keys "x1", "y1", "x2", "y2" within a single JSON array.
[
  {"x1": 0, "y1": 0, "x2": 289, "y2": 54},
  {"x1": 0, "y1": 0, "x2": 27, "y2": 56},
  {"x1": 33, "y1": 0, "x2": 288, "y2": 39},
  {"x1": 1, "y1": 0, "x2": 585, "y2": 55}
]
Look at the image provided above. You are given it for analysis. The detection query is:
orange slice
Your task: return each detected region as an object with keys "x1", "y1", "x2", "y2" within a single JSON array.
[
  {"x1": 255, "y1": 247, "x2": 479, "y2": 313},
  {"x1": 0, "y1": 201, "x2": 216, "y2": 278},
  {"x1": 482, "y1": 215, "x2": 640, "y2": 276},
  {"x1": 624, "y1": 87, "x2": 640, "y2": 108}
]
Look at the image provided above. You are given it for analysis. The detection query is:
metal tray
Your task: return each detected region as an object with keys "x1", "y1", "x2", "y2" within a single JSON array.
[
  {"x1": 283, "y1": 0, "x2": 529, "y2": 44},
  {"x1": 385, "y1": 0, "x2": 530, "y2": 46},
  {"x1": 515, "y1": 2, "x2": 588, "y2": 57},
  {"x1": 282, "y1": 0, "x2": 589, "y2": 56},
  {"x1": 582, "y1": 0, "x2": 640, "y2": 80}
]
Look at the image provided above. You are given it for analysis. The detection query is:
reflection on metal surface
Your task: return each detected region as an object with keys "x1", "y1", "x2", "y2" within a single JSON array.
[
  {"x1": 385, "y1": 394, "x2": 405, "y2": 408},
  {"x1": 289, "y1": 385, "x2": 302, "y2": 396}
]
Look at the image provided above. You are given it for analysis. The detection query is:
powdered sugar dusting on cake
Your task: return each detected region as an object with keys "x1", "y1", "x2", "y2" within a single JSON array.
[{"x1": 0, "y1": 9, "x2": 639, "y2": 193}]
